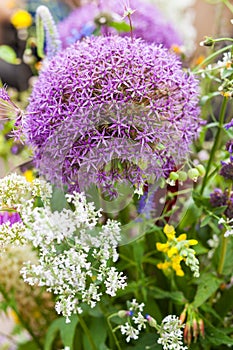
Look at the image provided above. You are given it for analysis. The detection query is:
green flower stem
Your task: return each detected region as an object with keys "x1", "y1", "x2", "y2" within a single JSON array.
[
  {"x1": 200, "y1": 96, "x2": 228, "y2": 195},
  {"x1": 0, "y1": 285, "x2": 43, "y2": 349},
  {"x1": 217, "y1": 233, "x2": 228, "y2": 275},
  {"x1": 78, "y1": 314, "x2": 98, "y2": 350},
  {"x1": 107, "y1": 314, "x2": 123, "y2": 350},
  {"x1": 193, "y1": 44, "x2": 232, "y2": 73},
  {"x1": 222, "y1": 0, "x2": 233, "y2": 12}
]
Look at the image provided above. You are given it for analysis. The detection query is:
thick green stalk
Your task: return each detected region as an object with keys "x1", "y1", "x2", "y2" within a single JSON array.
[
  {"x1": 217, "y1": 234, "x2": 228, "y2": 275},
  {"x1": 200, "y1": 97, "x2": 228, "y2": 194}
]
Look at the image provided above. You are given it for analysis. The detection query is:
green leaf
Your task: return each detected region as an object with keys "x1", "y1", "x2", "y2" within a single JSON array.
[
  {"x1": 200, "y1": 215, "x2": 212, "y2": 228},
  {"x1": 192, "y1": 273, "x2": 223, "y2": 308},
  {"x1": 17, "y1": 340, "x2": 40, "y2": 350},
  {"x1": 83, "y1": 316, "x2": 108, "y2": 350},
  {"x1": 221, "y1": 68, "x2": 233, "y2": 79},
  {"x1": 50, "y1": 186, "x2": 70, "y2": 212},
  {"x1": 108, "y1": 21, "x2": 131, "y2": 33},
  {"x1": 149, "y1": 286, "x2": 186, "y2": 304},
  {"x1": 204, "y1": 318, "x2": 233, "y2": 346},
  {"x1": 0, "y1": 45, "x2": 17, "y2": 64},
  {"x1": 125, "y1": 333, "x2": 160, "y2": 349},
  {"x1": 44, "y1": 315, "x2": 79, "y2": 350}
]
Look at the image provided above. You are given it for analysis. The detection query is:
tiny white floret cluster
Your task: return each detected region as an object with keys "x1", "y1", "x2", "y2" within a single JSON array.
[
  {"x1": 157, "y1": 315, "x2": 188, "y2": 350},
  {"x1": 20, "y1": 192, "x2": 127, "y2": 322}
]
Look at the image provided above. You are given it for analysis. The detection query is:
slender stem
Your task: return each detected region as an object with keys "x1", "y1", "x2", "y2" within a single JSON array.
[
  {"x1": 222, "y1": 0, "x2": 233, "y2": 13},
  {"x1": 200, "y1": 97, "x2": 228, "y2": 194},
  {"x1": 0, "y1": 286, "x2": 43, "y2": 349},
  {"x1": 128, "y1": 15, "x2": 134, "y2": 42},
  {"x1": 78, "y1": 314, "x2": 98, "y2": 350},
  {"x1": 217, "y1": 234, "x2": 228, "y2": 275},
  {"x1": 107, "y1": 315, "x2": 123, "y2": 350},
  {"x1": 193, "y1": 45, "x2": 232, "y2": 73}
]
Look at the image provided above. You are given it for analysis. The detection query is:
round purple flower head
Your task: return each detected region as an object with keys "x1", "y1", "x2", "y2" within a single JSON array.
[
  {"x1": 24, "y1": 36, "x2": 201, "y2": 195},
  {"x1": 58, "y1": 0, "x2": 182, "y2": 49}
]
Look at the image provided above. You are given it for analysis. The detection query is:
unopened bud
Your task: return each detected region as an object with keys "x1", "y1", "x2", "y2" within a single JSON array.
[
  {"x1": 179, "y1": 309, "x2": 186, "y2": 324},
  {"x1": 192, "y1": 318, "x2": 198, "y2": 341},
  {"x1": 184, "y1": 323, "x2": 192, "y2": 345},
  {"x1": 146, "y1": 315, "x2": 157, "y2": 328},
  {"x1": 118, "y1": 310, "x2": 129, "y2": 318},
  {"x1": 198, "y1": 319, "x2": 205, "y2": 338},
  {"x1": 200, "y1": 37, "x2": 214, "y2": 47}
]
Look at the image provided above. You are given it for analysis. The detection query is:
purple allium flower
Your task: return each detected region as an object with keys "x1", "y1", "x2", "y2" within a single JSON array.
[
  {"x1": 58, "y1": 0, "x2": 182, "y2": 49},
  {"x1": 0, "y1": 211, "x2": 21, "y2": 225},
  {"x1": 220, "y1": 160, "x2": 233, "y2": 180},
  {"x1": 210, "y1": 188, "x2": 228, "y2": 208},
  {"x1": 23, "y1": 36, "x2": 201, "y2": 193}
]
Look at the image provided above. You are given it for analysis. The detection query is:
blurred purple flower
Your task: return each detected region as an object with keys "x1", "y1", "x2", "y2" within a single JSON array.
[
  {"x1": 210, "y1": 188, "x2": 228, "y2": 208},
  {"x1": 0, "y1": 212, "x2": 21, "y2": 225},
  {"x1": 23, "y1": 36, "x2": 201, "y2": 193},
  {"x1": 57, "y1": 0, "x2": 182, "y2": 49}
]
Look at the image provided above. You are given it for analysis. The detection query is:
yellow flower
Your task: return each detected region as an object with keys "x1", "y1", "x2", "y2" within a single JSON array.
[
  {"x1": 157, "y1": 261, "x2": 171, "y2": 270},
  {"x1": 11, "y1": 9, "x2": 33, "y2": 29},
  {"x1": 171, "y1": 255, "x2": 184, "y2": 276},
  {"x1": 23, "y1": 169, "x2": 34, "y2": 182},
  {"x1": 167, "y1": 246, "x2": 178, "y2": 258},
  {"x1": 177, "y1": 233, "x2": 187, "y2": 241},
  {"x1": 156, "y1": 242, "x2": 169, "y2": 253},
  {"x1": 188, "y1": 239, "x2": 198, "y2": 246},
  {"x1": 164, "y1": 224, "x2": 175, "y2": 240}
]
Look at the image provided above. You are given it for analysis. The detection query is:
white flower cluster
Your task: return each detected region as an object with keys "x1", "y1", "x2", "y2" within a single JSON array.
[
  {"x1": 0, "y1": 174, "x2": 52, "y2": 250},
  {"x1": 157, "y1": 315, "x2": 188, "y2": 350},
  {"x1": 179, "y1": 244, "x2": 200, "y2": 278},
  {"x1": 0, "y1": 173, "x2": 52, "y2": 209},
  {"x1": 120, "y1": 299, "x2": 146, "y2": 342},
  {"x1": 0, "y1": 221, "x2": 26, "y2": 249},
  {"x1": 20, "y1": 192, "x2": 127, "y2": 322},
  {"x1": 119, "y1": 299, "x2": 187, "y2": 349},
  {"x1": 219, "y1": 217, "x2": 233, "y2": 237}
]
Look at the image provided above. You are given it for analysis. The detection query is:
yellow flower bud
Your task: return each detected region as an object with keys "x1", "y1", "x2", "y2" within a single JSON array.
[
  {"x1": 164, "y1": 224, "x2": 175, "y2": 239},
  {"x1": 11, "y1": 9, "x2": 32, "y2": 29}
]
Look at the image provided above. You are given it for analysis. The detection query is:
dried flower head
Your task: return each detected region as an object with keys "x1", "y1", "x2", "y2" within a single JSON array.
[
  {"x1": 22, "y1": 35, "x2": 201, "y2": 195},
  {"x1": 57, "y1": 0, "x2": 182, "y2": 49}
]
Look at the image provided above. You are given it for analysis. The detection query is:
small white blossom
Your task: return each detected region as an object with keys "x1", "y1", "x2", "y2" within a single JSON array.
[
  {"x1": 129, "y1": 299, "x2": 145, "y2": 312},
  {"x1": 120, "y1": 322, "x2": 140, "y2": 342},
  {"x1": 157, "y1": 315, "x2": 187, "y2": 350},
  {"x1": 132, "y1": 312, "x2": 147, "y2": 330},
  {"x1": 20, "y1": 192, "x2": 126, "y2": 321}
]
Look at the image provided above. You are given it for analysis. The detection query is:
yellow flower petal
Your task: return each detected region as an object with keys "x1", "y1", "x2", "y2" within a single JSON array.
[
  {"x1": 177, "y1": 233, "x2": 187, "y2": 241},
  {"x1": 164, "y1": 224, "x2": 175, "y2": 239},
  {"x1": 156, "y1": 242, "x2": 169, "y2": 252},
  {"x1": 188, "y1": 239, "x2": 198, "y2": 246},
  {"x1": 167, "y1": 246, "x2": 178, "y2": 258}
]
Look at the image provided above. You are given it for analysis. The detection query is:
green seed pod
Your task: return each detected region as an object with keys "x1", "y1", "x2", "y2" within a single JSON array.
[
  {"x1": 188, "y1": 168, "x2": 199, "y2": 181},
  {"x1": 169, "y1": 171, "x2": 179, "y2": 181},
  {"x1": 178, "y1": 171, "x2": 188, "y2": 182},
  {"x1": 196, "y1": 164, "x2": 206, "y2": 177}
]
